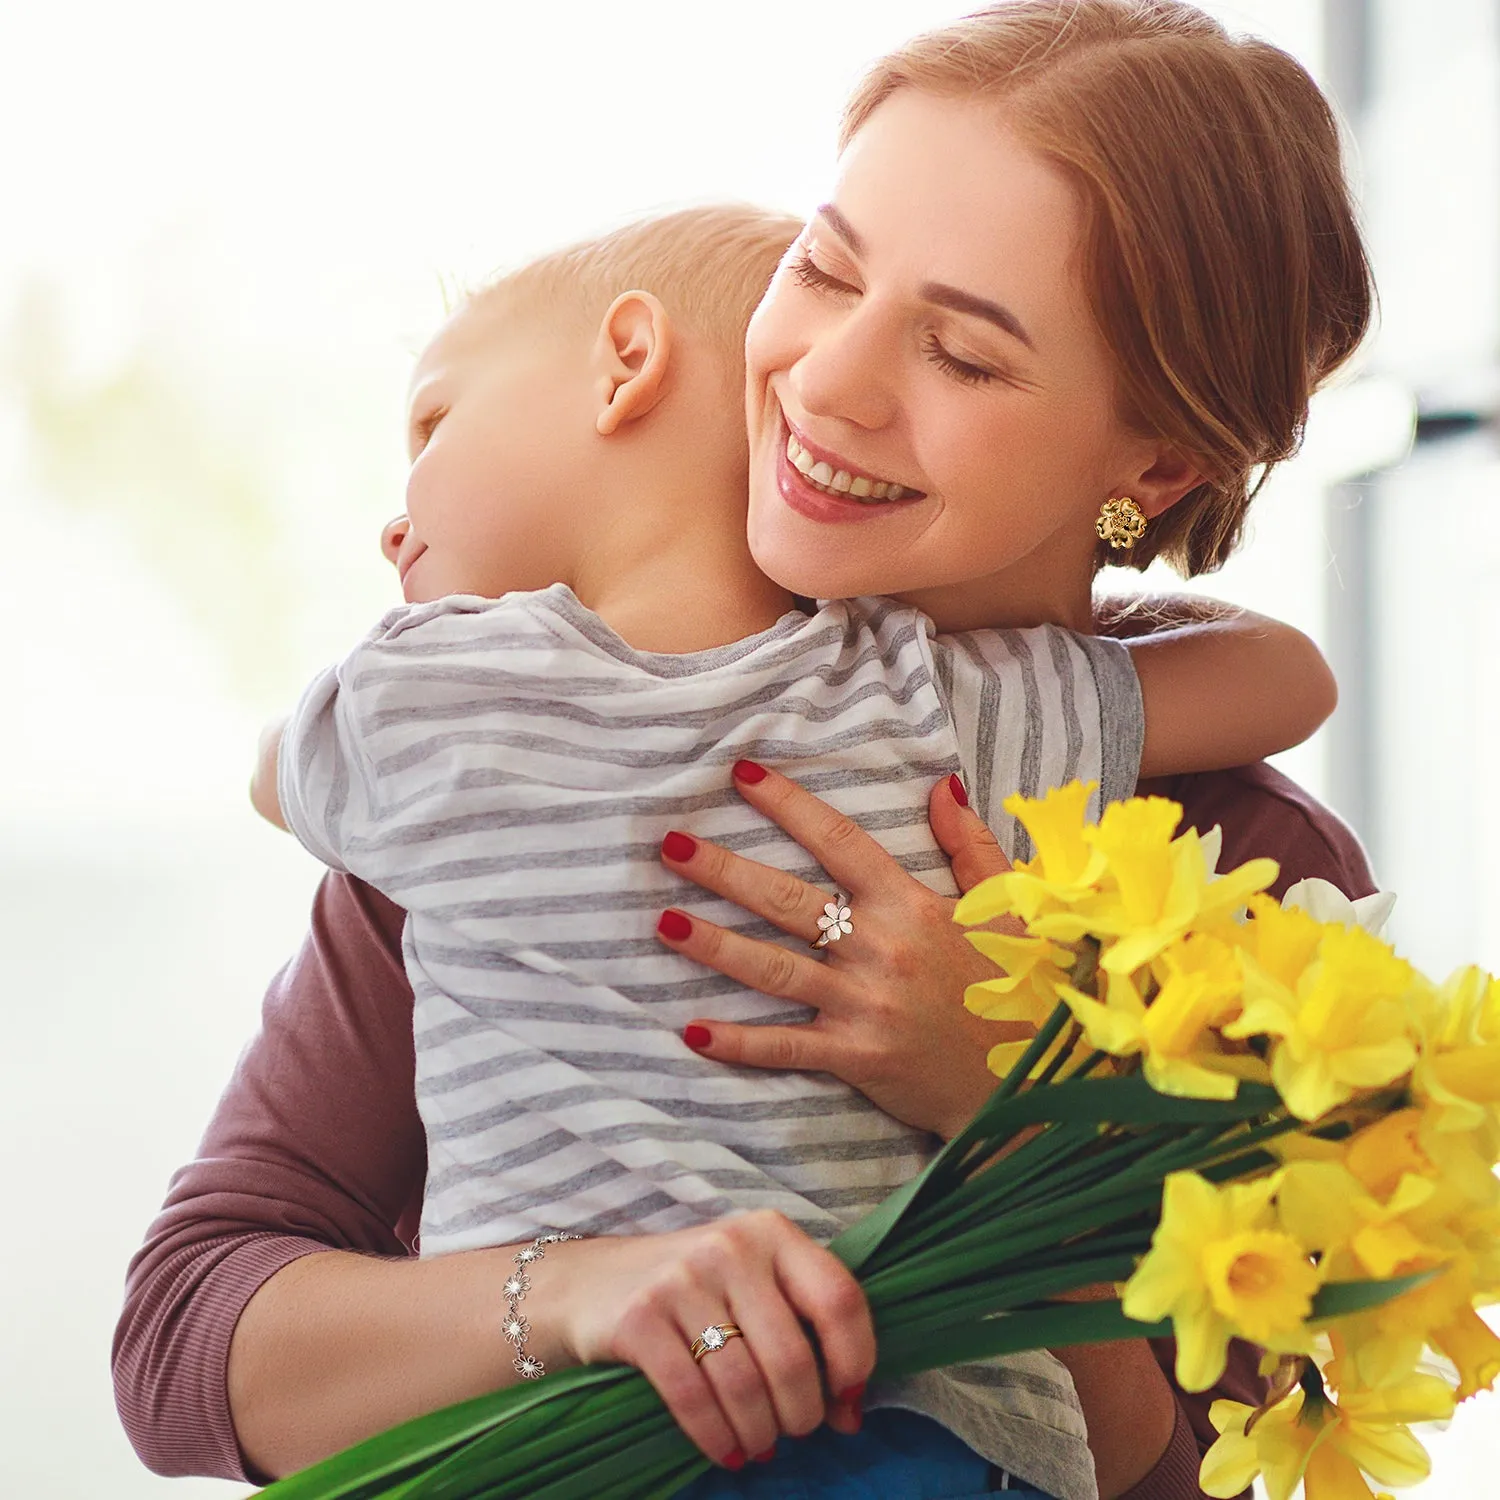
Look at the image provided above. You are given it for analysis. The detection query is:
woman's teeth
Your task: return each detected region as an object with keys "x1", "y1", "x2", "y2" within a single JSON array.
[{"x1": 785, "y1": 434, "x2": 918, "y2": 502}]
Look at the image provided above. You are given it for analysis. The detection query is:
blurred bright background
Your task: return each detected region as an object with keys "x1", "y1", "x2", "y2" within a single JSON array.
[{"x1": 2, "y1": 1, "x2": 1496, "y2": 1495}]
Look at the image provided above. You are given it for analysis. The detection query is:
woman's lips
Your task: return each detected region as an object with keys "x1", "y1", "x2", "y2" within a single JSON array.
[{"x1": 772, "y1": 412, "x2": 924, "y2": 525}]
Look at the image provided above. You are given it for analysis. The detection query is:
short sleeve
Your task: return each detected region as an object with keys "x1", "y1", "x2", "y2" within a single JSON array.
[
  {"x1": 276, "y1": 601, "x2": 437, "y2": 874},
  {"x1": 931, "y1": 625, "x2": 1144, "y2": 861}
]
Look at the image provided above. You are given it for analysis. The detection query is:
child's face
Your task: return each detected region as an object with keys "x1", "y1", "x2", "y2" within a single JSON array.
[{"x1": 384, "y1": 296, "x2": 597, "y2": 604}]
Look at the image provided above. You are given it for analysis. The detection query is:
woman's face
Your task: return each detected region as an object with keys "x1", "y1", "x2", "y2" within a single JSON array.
[{"x1": 745, "y1": 89, "x2": 1167, "y2": 633}]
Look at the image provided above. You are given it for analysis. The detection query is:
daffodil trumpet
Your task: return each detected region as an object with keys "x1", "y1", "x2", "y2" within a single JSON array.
[{"x1": 257, "y1": 784, "x2": 1496, "y2": 1500}]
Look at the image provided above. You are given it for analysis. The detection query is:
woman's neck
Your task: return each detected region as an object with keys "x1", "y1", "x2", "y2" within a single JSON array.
[{"x1": 894, "y1": 562, "x2": 1097, "y2": 635}]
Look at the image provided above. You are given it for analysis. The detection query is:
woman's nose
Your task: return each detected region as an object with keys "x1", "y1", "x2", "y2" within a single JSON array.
[
  {"x1": 790, "y1": 305, "x2": 898, "y2": 432},
  {"x1": 380, "y1": 515, "x2": 411, "y2": 566}
]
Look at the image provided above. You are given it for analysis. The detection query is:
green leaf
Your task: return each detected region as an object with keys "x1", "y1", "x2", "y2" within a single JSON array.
[
  {"x1": 873, "y1": 1298, "x2": 1172, "y2": 1384},
  {"x1": 1310, "y1": 1272, "x2": 1439, "y2": 1321},
  {"x1": 256, "y1": 1364, "x2": 635, "y2": 1499}
]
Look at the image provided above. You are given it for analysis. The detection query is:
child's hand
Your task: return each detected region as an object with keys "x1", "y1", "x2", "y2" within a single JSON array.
[{"x1": 250, "y1": 715, "x2": 290, "y2": 830}]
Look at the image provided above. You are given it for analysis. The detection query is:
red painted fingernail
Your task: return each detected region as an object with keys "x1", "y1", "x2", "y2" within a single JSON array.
[
  {"x1": 723, "y1": 1449, "x2": 745, "y2": 1471},
  {"x1": 838, "y1": 1381, "x2": 867, "y2": 1403},
  {"x1": 657, "y1": 909, "x2": 693, "y2": 941},
  {"x1": 754, "y1": 1445, "x2": 776, "y2": 1463},
  {"x1": 732, "y1": 758, "x2": 767, "y2": 785},
  {"x1": 661, "y1": 830, "x2": 697, "y2": 862},
  {"x1": 683, "y1": 1023, "x2": 712, "y2": 1051},
  {"x1": 948, "y1": 773, "x2": 969, "y2": 808}
]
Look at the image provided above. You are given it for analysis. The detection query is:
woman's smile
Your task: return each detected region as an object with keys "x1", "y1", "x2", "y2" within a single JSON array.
[{"x1": 773, "y1": 401, "x2": 926, "y2": 527}]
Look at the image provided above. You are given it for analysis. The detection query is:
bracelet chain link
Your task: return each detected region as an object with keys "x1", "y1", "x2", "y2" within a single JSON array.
[{"x1": 501, "y1": 1230, "x2": 583, "y2": 1380}]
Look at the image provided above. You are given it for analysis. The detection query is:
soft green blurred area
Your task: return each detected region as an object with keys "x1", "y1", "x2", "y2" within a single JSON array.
[{"x1": 9, "y1": 274, "x2": 293, "y2": 699}]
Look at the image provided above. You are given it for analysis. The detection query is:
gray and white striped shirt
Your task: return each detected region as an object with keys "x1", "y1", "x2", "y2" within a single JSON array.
[{"x1": 280, "y1": 585, "x2": 1142, "y2": 1500}]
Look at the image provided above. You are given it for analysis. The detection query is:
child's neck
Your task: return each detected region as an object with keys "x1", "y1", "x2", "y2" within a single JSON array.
[{"x1": 575, "y1": 494, "x2": 796, "y2": 655}]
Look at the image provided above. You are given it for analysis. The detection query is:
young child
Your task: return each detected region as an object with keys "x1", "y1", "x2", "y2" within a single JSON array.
[{"x1": 254, "y1": 205, "x2": 1333, "y2": 1265}]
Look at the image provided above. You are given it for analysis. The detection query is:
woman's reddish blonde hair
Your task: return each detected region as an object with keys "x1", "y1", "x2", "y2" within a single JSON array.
[{"x1": 841, "y1": 0, "x2": 1374, "y2": 576}]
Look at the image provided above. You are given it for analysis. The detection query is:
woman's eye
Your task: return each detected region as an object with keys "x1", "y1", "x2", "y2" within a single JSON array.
[
  {"x1": 921, "y1": 333, "x2": 996, "y2": 387},
  {"x1": 790, "y1": 251, "x2": 859, "y2": 297}
]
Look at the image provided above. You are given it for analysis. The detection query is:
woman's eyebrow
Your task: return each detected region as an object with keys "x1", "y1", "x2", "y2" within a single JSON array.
[
  {"x1": 814, "y1": 202, "x2": 1033, "y2": 351},
  {"x1": 919, "y1": 283, "x2": 1034, "y2": 350}
]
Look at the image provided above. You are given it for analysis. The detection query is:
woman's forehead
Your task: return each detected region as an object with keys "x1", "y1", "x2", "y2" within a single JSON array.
[{"x1": 831, "y1": 90, "x2": 1086, "y2": 320}]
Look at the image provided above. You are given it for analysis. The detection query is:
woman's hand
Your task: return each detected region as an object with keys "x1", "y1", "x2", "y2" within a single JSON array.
[
  {"x1": 554, "y1": 1211, "x2": 873, "y2": 1469},
  {"x1": 654, "y1": 761, "x2": 1026, "y2": 1141}
]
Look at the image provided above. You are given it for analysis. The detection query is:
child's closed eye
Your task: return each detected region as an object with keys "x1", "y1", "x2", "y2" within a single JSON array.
[{"x1": 411, "y1": 407, "x2": 448, "y2": 457}]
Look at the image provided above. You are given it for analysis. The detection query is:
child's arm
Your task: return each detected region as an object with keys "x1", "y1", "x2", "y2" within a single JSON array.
[
  {"x1": 1109, "y1": 596, "x2": 1338, "y2": 778},
  {"x1": 250, "y1": 715, "x2": 290, "y2": 831}
]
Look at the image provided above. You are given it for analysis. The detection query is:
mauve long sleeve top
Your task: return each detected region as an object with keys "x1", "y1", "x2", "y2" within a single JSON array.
[{"x1": 112, "y1": 761, "x2": 1377, "y2": 1499}]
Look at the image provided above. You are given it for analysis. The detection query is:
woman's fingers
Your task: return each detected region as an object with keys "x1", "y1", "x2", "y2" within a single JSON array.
[
  {"x1": 722, "y1": 1278, "x2": 828, "y2": 1441},
  {"x1": 660, "y1": 830, "x2": 835, "y2": 943},
  {"x1": 676, "y1": 1300, "x2": 780, "y2": 1462},
  {"x1": 927, "y1": 773, "x2": 1012, "y2": 894},
  {"x1": 682, "y1": 1016, "x2": 842, "y2": 1076},
  {"x1": 656, "y1": 909, "x2": 853, "y2": 1014},
  {"x1": 726, "y1": 759, "x2": 903, "y2": 897},
  {"x1": 641, "y1": 1336, "x2": 748, "y2": 1469},
  {"x1": 772, "y1": 1233, "x2": 877, "y2": 1423}
]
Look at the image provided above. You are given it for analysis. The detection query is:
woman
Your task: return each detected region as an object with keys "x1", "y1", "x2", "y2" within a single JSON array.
[{"x1": 114, "y1": 4, "x2": 1374, "y2": 1497}]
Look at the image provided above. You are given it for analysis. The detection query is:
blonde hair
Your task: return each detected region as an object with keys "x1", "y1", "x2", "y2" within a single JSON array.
[
  {"x1": 480, "y1": 204, "x2": 802, "y2": 375},
  {"x1": 842, "y1": 0, "x2": 1375, "y2": 577}
]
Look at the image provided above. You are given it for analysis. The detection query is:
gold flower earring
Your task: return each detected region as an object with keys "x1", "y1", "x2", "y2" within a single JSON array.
[{"x1": 1096, "y1": 496, "x2": 1148, "y2": 550}]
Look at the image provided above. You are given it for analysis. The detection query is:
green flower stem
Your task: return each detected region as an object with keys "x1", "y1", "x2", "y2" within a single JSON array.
[
  {"x1": 412, "y1": 1382, "x2": 667, "y2": 1498},
  {"x1": 871, "y1": 1255, "x2": 1142, "y2": 1336}
]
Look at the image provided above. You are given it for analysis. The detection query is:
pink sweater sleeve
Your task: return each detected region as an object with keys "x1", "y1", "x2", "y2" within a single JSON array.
[
  {"x1": 112, "y1": 872, "x2": 425, "y2": 1481},
  {"x1": 113, "y1": 761, "x2": 1375, "y2": 1494}
]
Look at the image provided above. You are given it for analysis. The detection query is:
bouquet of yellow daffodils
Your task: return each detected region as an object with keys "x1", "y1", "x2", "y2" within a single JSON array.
[
  {"x1": 258, "y1": 783, "x2": 1497, "y2": 1500},
  {"x1": 957, "y1": 782, "x2": 1500, "y2": 1500}
]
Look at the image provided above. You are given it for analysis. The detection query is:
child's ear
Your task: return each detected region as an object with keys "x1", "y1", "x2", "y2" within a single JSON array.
[{"x1": 593, "y1": 291, "x2": 674, "y2": 436}]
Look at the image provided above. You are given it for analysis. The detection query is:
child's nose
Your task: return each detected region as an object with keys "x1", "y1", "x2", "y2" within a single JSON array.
[{"x1": 380, "y1": 516, "x2": 411, "y2": 566}]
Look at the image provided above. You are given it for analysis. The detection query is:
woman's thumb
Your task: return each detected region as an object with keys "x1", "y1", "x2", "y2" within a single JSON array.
[{"x1": 929, "y1": 775, "x2": 1013, "y2": 894}]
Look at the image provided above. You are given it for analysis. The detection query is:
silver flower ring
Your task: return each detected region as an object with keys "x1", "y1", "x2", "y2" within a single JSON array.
[{"x1": 811, "y1": 893, "x2": 853, "y2": 950}]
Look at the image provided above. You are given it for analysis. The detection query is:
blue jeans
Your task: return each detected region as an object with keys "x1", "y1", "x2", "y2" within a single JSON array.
[{"x1": 671, "y1": 1408, "x2": 1058, "y2": 1499}]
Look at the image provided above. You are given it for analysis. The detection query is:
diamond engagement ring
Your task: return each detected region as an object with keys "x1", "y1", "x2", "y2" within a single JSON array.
[
  {"x1": 811, "y1": 893, "x2": 853, "y2": 949},
  {"x1": 690, "y1": 1323, "x2": 744, "y2": 1361}
]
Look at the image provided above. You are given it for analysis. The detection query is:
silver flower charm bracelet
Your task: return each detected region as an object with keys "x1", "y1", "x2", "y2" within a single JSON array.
[{"x1": 501, "y1": 1230, "x2": 584, "y2": 1379}]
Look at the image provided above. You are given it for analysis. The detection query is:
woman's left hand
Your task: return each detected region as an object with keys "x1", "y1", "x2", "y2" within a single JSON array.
[{"x1": 655, "y1": 761, "x2": 1026, "y2": 1140}]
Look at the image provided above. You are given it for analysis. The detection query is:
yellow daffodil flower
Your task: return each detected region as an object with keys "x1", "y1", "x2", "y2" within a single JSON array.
[
  {"x1": 1123, "y1": 1171, "x2": 1318, "y2": 1390},
  {"x1": 1055, "y1": 935, "x2": 1247, "y2": 1099},
  {"x1": 954, "y1": 780, "x2": 1104, "y2": 927},
  {"x1": 963, "y1": 931, "x2": 1075, "y2": 1030},
  {"x1": 1200, "y1": 1370, "x2": 1452, "y2": 1500},
  {"x1": 1227, "y1": 925, "x2": 1419, "y2": 1121},
  {"x1": 1410, "y1": 965, "x2": 1500, "y2": 1133},
  {"x1": 1069, "y1": 800, "x2": 1278, "y2": 976}
]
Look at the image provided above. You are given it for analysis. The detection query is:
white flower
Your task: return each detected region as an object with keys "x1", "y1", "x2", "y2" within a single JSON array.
[
  {"x1": 502, "y1": 1313, "x2": 531, "y2": 1345},
  {"x1": 817, "y1": 899, "x2": 853, "y2": 943},
  {"x1": 514, "y1": 1353, "x2": 545, "y2": 1379},
  {"x1": 1281, "y1": 876, "x2": 1396, "y2": 936},
  {"x1": 503, "y1": 1272, "x2": 530, "y2": 1300}
]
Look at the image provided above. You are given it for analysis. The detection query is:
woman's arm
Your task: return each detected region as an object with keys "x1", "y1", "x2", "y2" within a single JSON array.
[
  {"x1": 115, "y1": 873, "x2": 870, "y2": 1483},
  {"x1": 114, "y1": 872, "x2": 421, "y2": 1480}
]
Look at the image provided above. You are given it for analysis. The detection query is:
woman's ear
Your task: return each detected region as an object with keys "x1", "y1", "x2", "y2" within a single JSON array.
[
  {"x1": 593, "y1": 290, "x2": 674, "y2": 436},
  {"x1": 1124, "y1": 445, "x2": 1209, "y2": 521}
]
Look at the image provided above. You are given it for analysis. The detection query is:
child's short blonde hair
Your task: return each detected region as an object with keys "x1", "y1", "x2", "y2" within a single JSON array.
[{"x1": 478, "y1": 204, "x2": 803, "y2": 371}]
